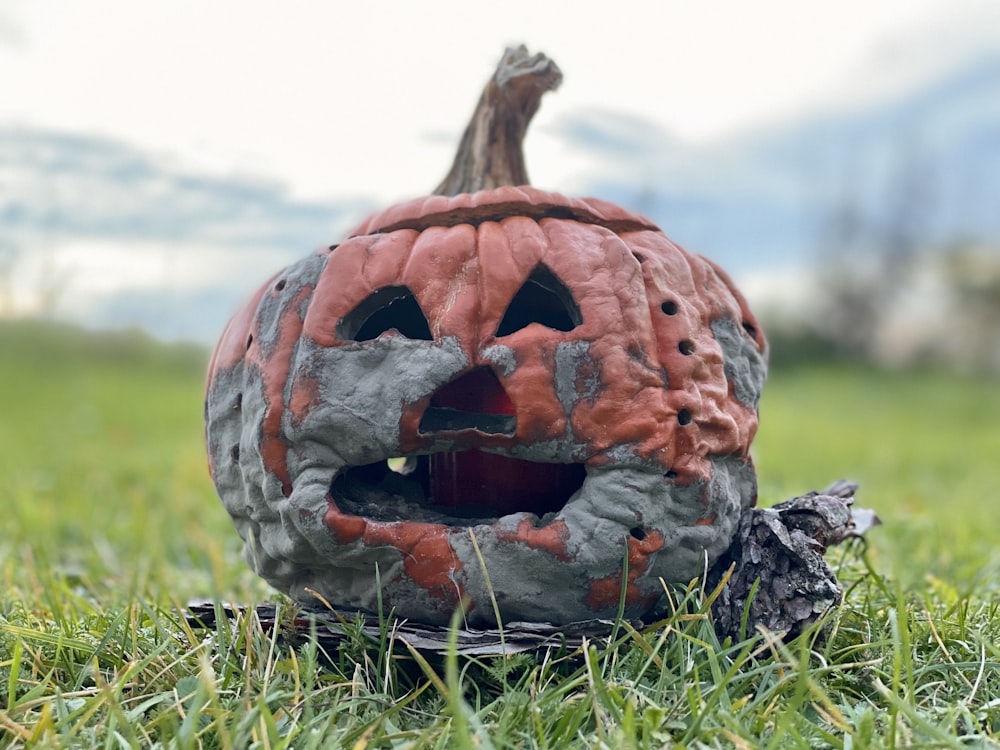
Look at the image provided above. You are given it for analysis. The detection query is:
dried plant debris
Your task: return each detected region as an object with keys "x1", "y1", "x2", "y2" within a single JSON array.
[
  {"x1": 183, "y1": 601, "x2": 625, "y2": 656},
  {"x1": 710, "y1": 480, "x2": 880, "y2": 640},
  {"x1": 186, "y1": 482, "x2": 878, "y2": 656}
]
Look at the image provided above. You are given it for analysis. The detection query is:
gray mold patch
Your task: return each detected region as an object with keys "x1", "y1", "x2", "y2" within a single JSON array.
[
  {"x1": 287, "y1": 529, "x2": 457, "y2": 622},
  {"x1": 502, "y1": 436, "x2": 590, "y2": 464},
  {"x1": 205, "y1": 362, "x2": 248, "y2": 505},
  {"x1": 554, "y1": 340, "x2": 599, "y2": 412},
  {"x1": 450, "y1": 525, "x2": 588, "y2": 624},
  {"x1": 284, "y1": 335, "x2": 468, "y2": 472},
  {"x1": 443, "y1": 456, "x2": 754, "y2": 625},
  {"x1": 708, "y1": 453, "x2": 757, "y2": 525},
  {"x1": 207, "y1": 355, "x2": 316, "y2": 592},
  {"x1": 646, "y1": 453, "x2": 757, "y2": 581},
  {"x1": 481, "y1": 344, "x2": 517, "y2": 376},
  {"x1": 711, "y1": 317, "x2": 767, "y2": 408},
  {"x1": 602, "y1": 443, "x2": 645, "y2": 466},
  {"x1": 254, "y1": 253, "x2": 328, "y2": 359}
]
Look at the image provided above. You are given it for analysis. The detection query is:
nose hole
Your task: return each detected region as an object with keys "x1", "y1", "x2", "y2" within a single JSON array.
[
  {"x1": 430, "y1": 368, "x2": 514, "y2": 413},
  {"x1": 419, "y1": 368, "x2": 516, "y2": 435}
]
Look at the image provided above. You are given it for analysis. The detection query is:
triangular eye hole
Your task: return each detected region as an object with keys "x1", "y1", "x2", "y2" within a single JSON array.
[
  {"x1": 337, "y1": 286, "x2": 433, "y2": 342},
  {"x1": 496, "y1": 265, "x2": 582, "y2": 337}
]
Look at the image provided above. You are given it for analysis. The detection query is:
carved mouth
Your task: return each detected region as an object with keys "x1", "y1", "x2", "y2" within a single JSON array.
[
  {"x1": 330, "y1": 452, "x2": 586, "y2": 523},
  {"x1": 330, "y1": 365, "x2": 586, "y2": 522}
]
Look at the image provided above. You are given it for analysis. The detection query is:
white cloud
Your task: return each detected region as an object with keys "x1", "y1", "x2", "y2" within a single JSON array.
[
  {"x1": 8, "y1": 237, "x2": 275, "y2": 312},
  {"x1": 4, "y1": 0, "x2": 996, "y2": 205}
]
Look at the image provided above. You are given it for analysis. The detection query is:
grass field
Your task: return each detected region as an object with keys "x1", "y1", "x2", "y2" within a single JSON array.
[{"x1": 1, "y1": 319, "x2": 998, "y2": 747}]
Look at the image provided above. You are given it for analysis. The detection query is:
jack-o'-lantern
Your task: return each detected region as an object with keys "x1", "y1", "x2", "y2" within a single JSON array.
[{"x1": 205, "y1": 47, "x2": 767, "y2": 626}]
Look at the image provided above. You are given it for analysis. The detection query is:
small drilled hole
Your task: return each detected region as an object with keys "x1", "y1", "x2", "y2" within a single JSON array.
[
  {"x1": 629, "y1": 526, "x2": 647, "y2": 540},
  {"x1": 274, "y1": 279, "x2": 286, "y2": 292},
  {"x1": 664, "y1": 470, "x2": 678, "y2": 479},
  {"x1": 678, "y1": 340, "x2": 695, "y2": 355},
  {"x1": 677, "y1": 409, "x2": 692, "y2": 426},
  {"x1": 233, "y1": 393, "x2": 243, "y2": 411},
  {"x1": 230, "y1": 444, "x2": 240, "y2": 462},
  {"x1": 661, "y1": 300, "x2": 678, "y2": 315}
]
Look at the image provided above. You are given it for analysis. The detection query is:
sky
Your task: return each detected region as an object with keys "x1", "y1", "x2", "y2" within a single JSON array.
[{"x1": 2, "y1": 0, "x2": 999, "y2": 340}]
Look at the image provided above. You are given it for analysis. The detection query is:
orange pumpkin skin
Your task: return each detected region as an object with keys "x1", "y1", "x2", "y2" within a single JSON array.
[{"x1": 205, "y1": 186, "x2": 767, "y2": 625}]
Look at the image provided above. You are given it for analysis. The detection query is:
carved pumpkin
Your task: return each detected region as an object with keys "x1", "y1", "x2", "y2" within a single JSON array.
[
  {"x1": 205, "y1": 185, "x2": 766, "y2": 625},
  {"x1": 205, "y1": 48, "x2": 767, "y2": 626}
]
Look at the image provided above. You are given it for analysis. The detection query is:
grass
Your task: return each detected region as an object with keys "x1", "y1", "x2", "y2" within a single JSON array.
[
  {"x1": 755, "y1": 365, "x2": 1000, "y2": 590},
  {"x1": 1, "y1": 319, "x2": 999, "y2": 747}
]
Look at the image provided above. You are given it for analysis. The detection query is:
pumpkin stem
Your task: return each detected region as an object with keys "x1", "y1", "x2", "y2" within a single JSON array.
[{"x1": 434, "y1": 45, "x2": 562, "y2": 196}]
